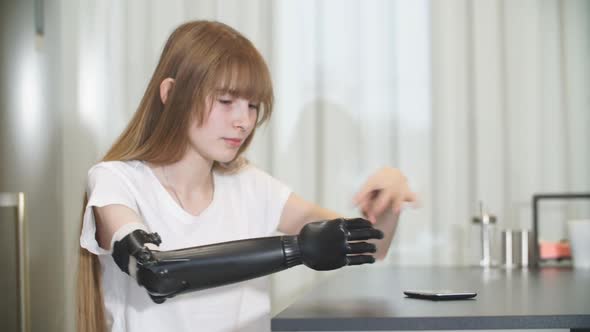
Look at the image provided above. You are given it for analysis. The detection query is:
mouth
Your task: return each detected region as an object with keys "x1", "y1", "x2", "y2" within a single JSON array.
[{"x1": 222, "y1": 138, "x2": 243, "y2": 148}]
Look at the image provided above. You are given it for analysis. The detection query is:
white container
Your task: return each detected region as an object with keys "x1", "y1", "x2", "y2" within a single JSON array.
[{"x1": 568, "y1": 219, "x2": 590, "y2": 269}]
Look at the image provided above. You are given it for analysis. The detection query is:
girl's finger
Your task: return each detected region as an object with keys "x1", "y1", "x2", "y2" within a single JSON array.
[
  {"x1": 405, "y1": 191, "x2": 418, "y2": 203},
  {"x1": 353, "y1": 177, "x2": 381, "y2": 204},
  {"x1": 368, "y1": 213, "x2": 376, "y2": 225},
  {"x1": 371, "y1": 190, "x2": 394, "y2": 218},
  {"x1": 393, "y1": 199, "x2": 404, "y2": 214},
  {"x1": 361, "y1": 202, "x2": 376, "y2": 224}
]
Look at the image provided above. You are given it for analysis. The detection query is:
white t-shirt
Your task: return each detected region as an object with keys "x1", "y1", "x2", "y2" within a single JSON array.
[{"x1": 80, "y1": 160, "x2": 292, "y2": 332}]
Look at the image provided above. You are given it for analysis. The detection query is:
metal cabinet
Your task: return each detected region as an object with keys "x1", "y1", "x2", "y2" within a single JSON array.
[{"x1": 0, "y1": 193, "x2": 29, "y2": 332}]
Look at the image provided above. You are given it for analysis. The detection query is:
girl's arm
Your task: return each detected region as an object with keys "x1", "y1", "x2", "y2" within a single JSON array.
[
  {"x1": 277, "y1": 167, "x2": 416, "y2": 260},
  {"x1": 277, "y1": 194, "x2": 398, "y2": 260}
]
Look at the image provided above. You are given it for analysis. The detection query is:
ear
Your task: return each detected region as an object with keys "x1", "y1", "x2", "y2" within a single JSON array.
[{"x1": 159, "y1": 78, "x2": 175, "y2": 104}]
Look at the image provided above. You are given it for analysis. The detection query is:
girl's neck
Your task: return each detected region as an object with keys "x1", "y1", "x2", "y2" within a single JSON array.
[{"x1": 161, "y1": 150, "x2": 214, "y2": 195}]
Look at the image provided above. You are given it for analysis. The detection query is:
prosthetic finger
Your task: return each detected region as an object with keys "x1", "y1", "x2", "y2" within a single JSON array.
[
  {"x1": 346, "y1": 242, "x2": 376, "y2": 254},
  {"x1": 347, "y1": 255, "x2": 375, "y2": 266},
  {"x1": 111, "y1": 223, "x2": 161, "y2": 278},
  {"x1": 344, "y1": 218, "x2": 373, "y2": 230},
  {"x1": 347, "y1": 228, "x2": 384, "y2": 241}
]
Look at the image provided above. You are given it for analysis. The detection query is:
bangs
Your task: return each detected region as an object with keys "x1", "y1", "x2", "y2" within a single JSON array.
[
  {"x1": 215, "y1": 59, "x2": 271, "y2": 102},
  {"x1": 203, "y1": 51, "x2": 274, "y2": 124}
]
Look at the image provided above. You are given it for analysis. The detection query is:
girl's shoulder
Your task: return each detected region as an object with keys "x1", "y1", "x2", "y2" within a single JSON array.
[
  {"x1": 87, "y1": 160, "x2": 145, "y2": 182},
  {"x1": 89, "y1": 159, "x2": 142, "y2": 170}
]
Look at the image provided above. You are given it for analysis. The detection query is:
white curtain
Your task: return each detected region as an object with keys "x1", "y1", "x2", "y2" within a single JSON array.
[
  {"x1": 430, "y1": 0, "x2": 590, "y2": 267},
  {"x1": 59, "y1": 0, "x2": 590, "y2": 326}
]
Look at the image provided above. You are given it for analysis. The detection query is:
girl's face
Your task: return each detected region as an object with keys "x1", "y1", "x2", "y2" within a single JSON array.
[{"x1": 188, "y1": 93, "x2": 258, "y2": 163}]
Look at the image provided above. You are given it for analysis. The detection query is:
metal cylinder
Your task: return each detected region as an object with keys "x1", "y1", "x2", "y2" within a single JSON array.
[
  {"x1": 519, "y1": 230, "x2": 533, "y2": 267},
  {"x1": 502, "y1": 229, "x2": 533, "y2": 268},
  {"x1": 502, "y1": 230, "x2": 521, "y2": 268}
]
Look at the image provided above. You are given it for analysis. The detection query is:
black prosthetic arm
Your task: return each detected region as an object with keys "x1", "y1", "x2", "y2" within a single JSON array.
[
  {"x1": 139, "y1": 236, "x2": 296, "y2": 303},
  {"x1": 112, "y1": 218, "x2": 383, "y2": 303}
]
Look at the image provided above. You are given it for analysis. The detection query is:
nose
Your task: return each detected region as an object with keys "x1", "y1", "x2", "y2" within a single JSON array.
[{"x1": 232, "y1": 99, "x2": 254, "y2": 131}]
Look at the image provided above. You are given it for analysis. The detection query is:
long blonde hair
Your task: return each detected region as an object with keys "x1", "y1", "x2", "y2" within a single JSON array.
[{"x1": 76, "y1": 20, "x2": 274, "y2": 332}]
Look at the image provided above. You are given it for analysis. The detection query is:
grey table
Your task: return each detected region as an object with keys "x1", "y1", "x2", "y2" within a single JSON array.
[{"x1": 272, "y1": 266, "x2": 590, "y2": 331}]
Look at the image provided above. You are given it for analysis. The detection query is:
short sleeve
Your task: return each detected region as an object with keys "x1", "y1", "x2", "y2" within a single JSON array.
[
  {"x1": 80, "y1": 164, "x2": 140, "y2": 255},
  {"x1": 248, "y1": 167, "x2": 292, "y2": 234}
]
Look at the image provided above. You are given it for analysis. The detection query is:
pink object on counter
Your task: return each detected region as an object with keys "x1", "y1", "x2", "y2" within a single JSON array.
[{"x1": 539, "y1": 241, "x2": 571, "y2": 260}]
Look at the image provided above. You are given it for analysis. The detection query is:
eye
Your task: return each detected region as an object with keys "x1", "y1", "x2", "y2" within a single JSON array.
[
  {"x1": 248, "y1": 104, "x2": 260, "y2": 111},
  {"x1": 218, "y1": 98, "x2": 232, "y2": 105}
]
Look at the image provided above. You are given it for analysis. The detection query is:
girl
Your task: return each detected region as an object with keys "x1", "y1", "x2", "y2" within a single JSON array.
[{"x1": 77, "y1": 20, "x2": 415, "y2": 332}]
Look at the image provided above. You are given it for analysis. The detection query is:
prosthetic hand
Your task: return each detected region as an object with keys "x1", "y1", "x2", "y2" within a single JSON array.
[{"x1": 112, "y1": 218, "x2": 383, "y2": 303}]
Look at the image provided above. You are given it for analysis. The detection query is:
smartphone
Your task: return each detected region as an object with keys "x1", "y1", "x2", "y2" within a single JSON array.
[{"x1": 403, "y1": 290, "x2": 477, "y2": 300}]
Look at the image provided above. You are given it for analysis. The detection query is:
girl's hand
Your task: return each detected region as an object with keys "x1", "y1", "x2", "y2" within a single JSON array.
[{"x1": 353, "y1": 167, "x2": 418, "y2": 224}]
